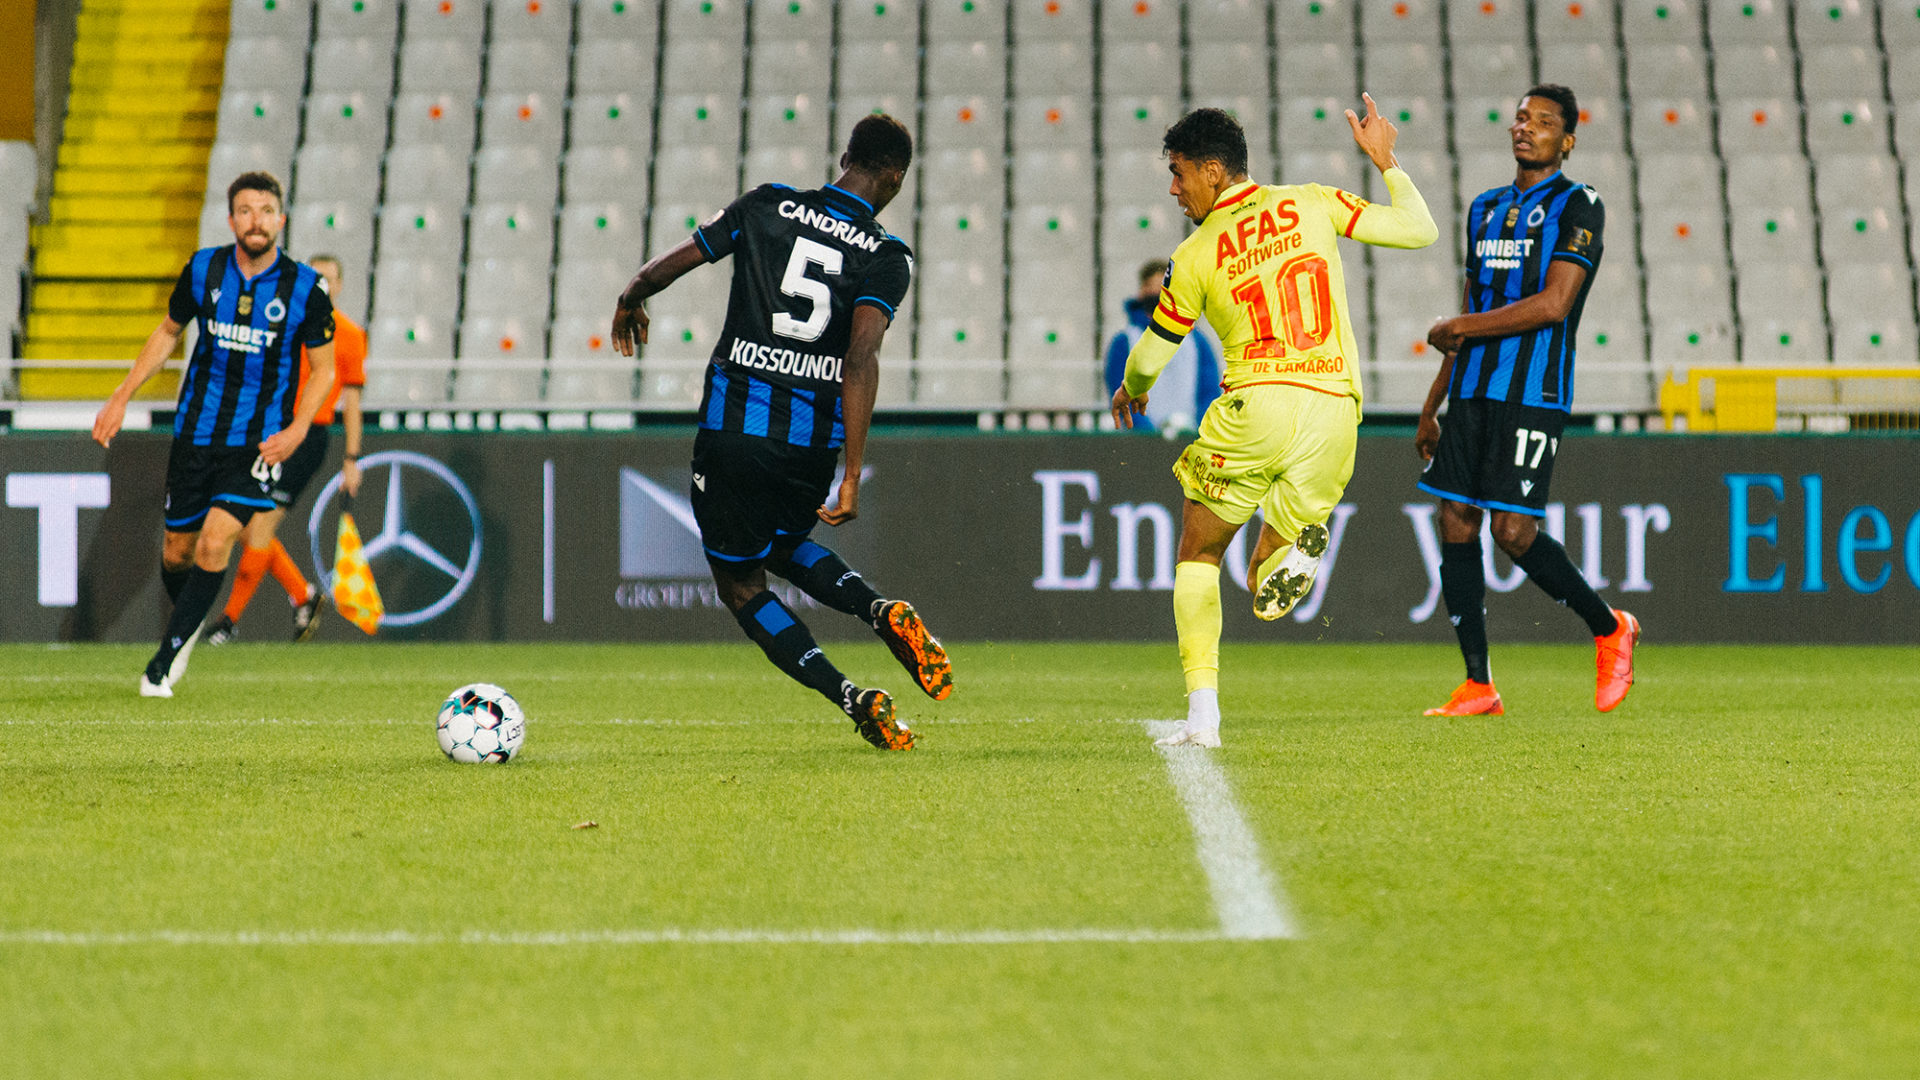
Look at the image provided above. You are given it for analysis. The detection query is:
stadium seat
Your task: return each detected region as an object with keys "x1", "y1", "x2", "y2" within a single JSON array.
[
  {"x1": 1578, "y1": 271, "x2": 1657, "y2": 379},
  {"x1": 654, "y1": 94, "x2": 743, "y2": 150},
  {"x1": 646, "y1": 204, "x2": 714, "y2": 261},
  {"x1": 577, "y1": 0, "x2": 659, "y2": 43},
  {"x1": 1538, "y1": 43, "x2": 1619, "y2": 101},
  {"x1": 923, "y1": 95, "x2": 1004, "y2": 153},
  {"x1": 652, "y1": 146, "x2": 738, "y2": 207},
  {"x1": 1195, "y1": 0, "x2": 1277, "y2": 44},
  {"x1": 221, "y1": 36, "x2": 307, "y2": 97},
  {"x1": 398, "y1": 38, "x2": 483, "y2": 97},
  {"x1": 317, "y1": 0, "x2": 397, "y2": 44},
  {"x1": 1099, "y1": 148, "x2": 1167, "y2": 209},
  {"x1": 1103, "y1": 96, "x2": 1182, "y2": 153},
  {"x1": 1814, "y1": 156, "x2": 1906, "y2": 265},
  {"x1": 1803, "y1": 97, "x2": 1890, "y2": 154},
  {"x1": 1013, "y1": 0, "x2": 1091, "y2": 41},
  {"x1": 215, "y1": 89, "x2": 300, "y2": 160},
  {"x1": 547, "y1": 318, "x2": 634, "y2": 395},
  {"x1": 1635, "y1": 153, "x2": 1725, "y2": 262},
  {"x1": 637, "y1": 356, "x2": 714, "y2": 407},
  {"x1": 1736, "y1": 261, "x2": 1826, "y2": 362},
  {"x1": 1535, "y1": 0, "x2": 1615, "y2": 43},
  {"x1": 563, "y1": 145, "x2": 647, "y2": 210},
  {"x1": 1827, "y1": 262, "x2": 1918, "y2": 362},
  {"x1": 206, "y1": 140, "x2": 293, "y2": 191},
  {"x1": 742, "y1": 147, "x2": 826, "y2": 191},
  {"x1": 1619, "y1": 0, "x2": 1702, "y2": 42},
  {"x1": 363, "y1": 356, "x2": 454, "y2": 404},
  {"x1": 1279, "y1": 97, "x2": 1359, "y2": 152},
  {"x1": 1448, "y1": 0, "x2": 1529, "y2": 43},
  {"x1": 1449, "y1": 42, "x2": 1531, "y2": 104},
  {"x1": 919, "y1": 258, "x2": 1005, "y2": 329},
  {"x1": 1711, "y1": 44, "x2": 1796, "y2": 98},
  {"x1": 1628, "y1": 97, "x2": 1711, "y2": 154},
  {"x1": 292, "y1": 142, "x2": 379, "y2": 207},
  {"x1": 461, "y1": 257, "x2": 552, "y2": 329},
  {"x1": 1717, "y1": 98, "x2": 1801, "y2": 153},
  {"x1": 1370, "y1": 94, "x2": 1444, "y2": 158},
  {"x1": 660, "y1": 39, "x2": 743, "y2": 96},
  {"x1": 372, "y1": 252, "x2": 462, "y2": 318},
  {"x1": 641, "y1": 283, "x2": 727, "y2": 362},
  {"x1": 1723, "y1": 151, "x2": 1811, "y2": 208},
  {"x1": 834, "y1": 94, "x2": 914, "y2": 138},
  {"x1": 383, "y1": 144, "x2": 472, "y2": 205},
  {"x1": 403, "y1": 0, "x2": 485, "y2": 43},
  {"x1": 302, "y1": 92, "x2": 389, "y2": 151},
  {"x1": 230, "y1": 0, "x2": 313, "y2": 45},
  {"x1": 479, "y1": 92, "x2": 565, "y2": 152},
  {"x1": 452, "y1": 359, "x2": 546, "y2": 405},
  {"x1": 485, "y1": 39, "x2": 568, "y2": 95},
  {"x1": 473, "y1": 145, "x2": 559, "y2": 207},
  {"x1": 196, "y1": 195, "x2": 230, "y2": 248},
  {"x1": 1009, "y1": 201, "x2": 1093, "y2": 268},
  {"x1": 1566, "y1": 94, "x2": 1627, "y2": 152},
  {"x1": 572, "y1": 39, "x2": 655, "y2": 97},
  {"x1": 1704, "y1": 0, "x2": 1787, "y2": 43},
  {"x1": 1101, "y1": 41, "x2": 1176, "y2": 98},
  {"x1": 922, "y1": 148, "x2": 1004, "y2": 207},
  {"x1": 752, "y1": 0, "x2": 830, "y2": 40},
  {"x1": 309, "y1": 37, "x2": 394, "y2": 98},
  {"x1": 1451, "y1": 96, "x2": 1520, "y2": 156},
  {"x1": 746, "y1": 94, "x2": 830, "y2": 154},
  {"x1": 1011, "y1": 149, "x2": 1094, "y2": 204},
  {"x1": 663, "y1": 0, "x2": 744, "y2": 40},
  {"x1": 288, "y1": 201, "x2": 374, "y2": 275},
  {"x1": 1283, "y1": 149, "x2": 1365, "y2": 195},
  {"x1": 553, "y1": 259, "x2": 631, "y2": 319},
  {"x1": 1884, "y1": 0, "x2": 1920, "y2": 47},
  {"x1": 1624, "y1": 43, "x2": 1709, "y2": 99},
  {"x1": 837, "y1": 39, "x2": 917, "y2": 97},
  {"x1": 1007, "y1": 358, "x2": 1097, "y2": 410},
  {"x1": 1100, "y1": 201, "x2": 1185, "y2": 273},
  {"x1": 1360, "y1": 0, "x2": 1441, "y2": 43},
  {"x1": 749, "y1": 40, "x2": 831, "y2": 99},
  {"x1": 490, "y1": 0, "x2": 573, "y2": 42},
  {"x1": 1730, "y1": 200, "x2": 1816, "y2": 266},
  {"x1": 1352, "y1": 42, "x2": 1437, "y2": 100},
  {"x1": 1011, "y1": 96, "x2": 1092, "y2": 154},
  {"x1": 369, "y1": 314, "x2": 456, "y2": 361},
  {"x1": 377, "y1": 200, "x2": 464, "y2": 259},
  {"x1": 1645, "y1": 260, "x2": 1737, "y2": 364},
  {"x1": 925, "y1": 0, "x2": 1005, "y2": 42},
  {"x1": 568, "y1": 93, "x2": 651, "y2": 150},
  {"x1": 1791, "y1": 0, "x2": 1876, "y2": 44},
  {"x1": 558, "y1": 203, "x2": 642, "y2": 265},
  {"x1": 926, "y1": 39, "x2": 1004, "y2": 96},
  {"x1": 840, "y1": 0, "x2": 918, "y2": 40},
  {"x1": 389, "y1": 92, "x2": 476, "y2": 150},
  {"x1": 468, "y1": 202, "x2": 554, "y2": 263},
  {"x1": 1102, "y1": 0, "x2": 1178, "y2": 41},
  {"x1": 1800, "y1": 44, "x2": 1883, "y2": 101},
  {"x1": 0, "y1": 142, "x2": 33, "y2": 210},
  {"x1": 1017, "y1": 41, "x2": 1091, "y2": 97}
]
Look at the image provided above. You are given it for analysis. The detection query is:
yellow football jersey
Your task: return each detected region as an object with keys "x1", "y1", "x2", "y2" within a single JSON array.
[{"x1": 1124, "y1": 168, "x2": 1437, "y2": 406}]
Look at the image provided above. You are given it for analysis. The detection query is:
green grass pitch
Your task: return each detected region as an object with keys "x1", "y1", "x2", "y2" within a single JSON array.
[{"x1": 4, "y1": 640, "x2": 1918, "y2": 1078}]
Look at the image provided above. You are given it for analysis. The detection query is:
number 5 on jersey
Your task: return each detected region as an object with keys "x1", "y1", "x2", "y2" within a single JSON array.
[{"x1": 773, "y1": 238, "x2": 842, "y2": 342}]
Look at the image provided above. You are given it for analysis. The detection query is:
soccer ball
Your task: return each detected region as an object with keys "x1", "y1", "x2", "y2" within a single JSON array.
[{"x1": 436, "y1": 683, "x2": 526, "y2": 763}]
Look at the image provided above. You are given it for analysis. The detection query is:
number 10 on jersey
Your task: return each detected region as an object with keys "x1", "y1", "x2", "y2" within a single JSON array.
[{"x1": 1231, "y1": 253, "x2": 1335, "y2": 359}]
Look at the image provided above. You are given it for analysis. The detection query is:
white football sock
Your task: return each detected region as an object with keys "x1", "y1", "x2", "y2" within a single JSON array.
[{"x1": 1187, "y1": 687, "x2": 1220, "y2": 733}]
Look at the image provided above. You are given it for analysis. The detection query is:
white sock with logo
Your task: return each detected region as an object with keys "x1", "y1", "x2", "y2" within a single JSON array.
[{"x1": 1187, "y1": 687, "x2": 1220, "y2": 734}]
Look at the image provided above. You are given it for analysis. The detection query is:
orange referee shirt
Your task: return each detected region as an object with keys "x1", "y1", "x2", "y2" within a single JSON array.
[{"x1": 298, "y1": 311, "x2": 366, "y2": 426}]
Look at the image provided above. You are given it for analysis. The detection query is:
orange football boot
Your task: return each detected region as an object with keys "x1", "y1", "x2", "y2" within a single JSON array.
[
  {"x1": 873, "y1": 600, "x2": 954, "y2": 701},
  {"x1": 1424, "y1": 680, "x2": 1505, "y2": 716},
  {"x1": 845, "y1": 687, "x2": 915, "y2": 750},
  {"x1": 1594, "y1": 608, "x2": 1640, "y2": 712}
]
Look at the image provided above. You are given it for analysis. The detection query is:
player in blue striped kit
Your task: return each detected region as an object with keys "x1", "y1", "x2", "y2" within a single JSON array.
[{"x1": 1415, "y1": 85, "x2": 1640, "y2": 718}]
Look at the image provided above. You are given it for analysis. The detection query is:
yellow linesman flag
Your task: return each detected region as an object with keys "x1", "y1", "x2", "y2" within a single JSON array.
[{"x1": 332, "y1": 510, "x2": 384, "y2": 635}]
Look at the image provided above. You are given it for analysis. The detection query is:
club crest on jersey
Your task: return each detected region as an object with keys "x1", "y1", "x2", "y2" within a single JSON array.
[
  {"x1": 264, "y1": 297, "x2": 287, "y2": 324},
  {"x1": 1527, "y1": 204, "x2": 1547, "y2": 228}
]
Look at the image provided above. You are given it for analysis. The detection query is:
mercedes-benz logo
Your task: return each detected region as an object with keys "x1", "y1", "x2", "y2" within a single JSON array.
[{"x1": 307, "y1": 451, "x2": 483, "y2": 628}]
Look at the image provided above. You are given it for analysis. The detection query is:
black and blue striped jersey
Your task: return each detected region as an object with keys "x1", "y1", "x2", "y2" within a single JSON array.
[
  {"x1": 166, "y1": 245, "x2": 335, "y2": 448},
  {"x1": 1455, "y1": 172, "x2": 1604, "y2": 413},
  {"x1": 691, "y1": 182, "x2": 913, "y2": 450}
]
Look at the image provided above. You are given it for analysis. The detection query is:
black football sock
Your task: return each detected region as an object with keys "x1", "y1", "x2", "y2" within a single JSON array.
[
  {"x1": 1439, "y1": 541, "x2": 1492, "y2": 684},
  {"x1": 1513, "y1": 533, "x2": 1620, "y2": 638},
  {"x1": 767, "y1": 540, "x2": 885, "y2": 622},
  {"x1": 161, "y1": 564, "x2": 190, "y2": 605},
  {"x1": 732, "y1": 591, "x2": 847, "y2": 702},
  {"x1": 148, "y1": 566, "x2": 224, "y2": 679}
]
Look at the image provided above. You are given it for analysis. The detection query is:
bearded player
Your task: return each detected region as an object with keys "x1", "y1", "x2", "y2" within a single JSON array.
[{"x1": 1113, "y1": 98, "x2": 1438, "y2": 748}]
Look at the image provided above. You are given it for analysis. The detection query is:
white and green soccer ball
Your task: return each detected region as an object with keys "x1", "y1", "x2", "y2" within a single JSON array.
[{"x1": 436, "y1": 683, "x2": 526, "y2": 763}]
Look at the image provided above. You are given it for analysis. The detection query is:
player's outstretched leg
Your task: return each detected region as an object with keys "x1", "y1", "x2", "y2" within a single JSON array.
[
  {"x1": 142, "y1": 566, "x2": 225, "y2": 696},
  {"x1": 1426, "y1": 539, "x2": 1502, "y2": 716},
  {"x1": 1248, "y1": 520, "x2": 1330, "y2": 622},
  {"x1": 768, "y1": 539, "x2": 953, "y2": 700},
  {"x1": 1594, "y1": 609, "x2": 1640, "y2": 712},
  {"x1": 1155, "y1": 560, "x2": 1224, "y2": 748},
  {"x1": 731, "y1": 590, "x2": 914, "y2": 750}
]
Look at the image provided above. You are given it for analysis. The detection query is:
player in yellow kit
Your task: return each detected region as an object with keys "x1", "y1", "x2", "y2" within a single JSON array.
[{"x1": 1112, "y1": 97, "x2": 1438, "y2": 748}]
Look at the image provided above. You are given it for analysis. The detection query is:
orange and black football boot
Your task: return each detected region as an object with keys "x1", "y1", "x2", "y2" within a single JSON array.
[{"x1": 872, "y1": 600, "x2": 954, "y2": 701}]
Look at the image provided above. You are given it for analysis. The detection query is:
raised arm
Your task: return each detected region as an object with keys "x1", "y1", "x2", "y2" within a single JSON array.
[
  {"x1": 1341, "y1": 93, "x2": 1438, "y2": 250},
  {"x1": 818, "y1": 303, "x2": 891, "y2": 527}
]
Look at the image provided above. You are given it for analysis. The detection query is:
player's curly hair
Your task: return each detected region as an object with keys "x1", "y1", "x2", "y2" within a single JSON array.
[
  {"x1": 1525, "y1": 84, "x2": 1580, "y2": 133},
  {"x1": 1163, "y1": 108, "x2": 1248, "y2": 177},
  {"x1": 226, "y1": 170, "x2": 284, "y2": 213},
  {"x1": 846, "y1": 113, "x2": 914, "y2": 174}
]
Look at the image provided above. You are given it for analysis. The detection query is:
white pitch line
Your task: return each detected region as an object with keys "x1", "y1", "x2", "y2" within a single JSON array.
[
  {"x1": 0, "y1": 928, "x2": 1235, "y2": 947},
  {"x1": 1146, "y1": 721, "x2": 1299, "y2": 940}
]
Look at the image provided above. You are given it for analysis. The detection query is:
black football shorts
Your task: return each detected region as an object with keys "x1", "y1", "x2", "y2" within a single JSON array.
[
  {"x1": 269, "y1": 423, "x2": 332, "y2": 508},
  {"x1": 689, "y1": 427, "x2": 840, "y2": 568},
  {"x1": 162, "y1": 439, "x2": 274, "y2": 531},
  {"x1": 1417, "y1": 397, "x2": 1569, "y2": 516}
]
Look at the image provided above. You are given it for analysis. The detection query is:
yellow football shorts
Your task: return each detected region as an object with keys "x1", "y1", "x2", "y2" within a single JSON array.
[{"x1": 1171, "y1": 383, "x2": 1360, "y2": 539}]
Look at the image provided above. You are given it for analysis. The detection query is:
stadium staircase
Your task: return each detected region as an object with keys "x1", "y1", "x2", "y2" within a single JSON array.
[{"x1": 21, "y1": 0, "x2": 228, "y2": 400}]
